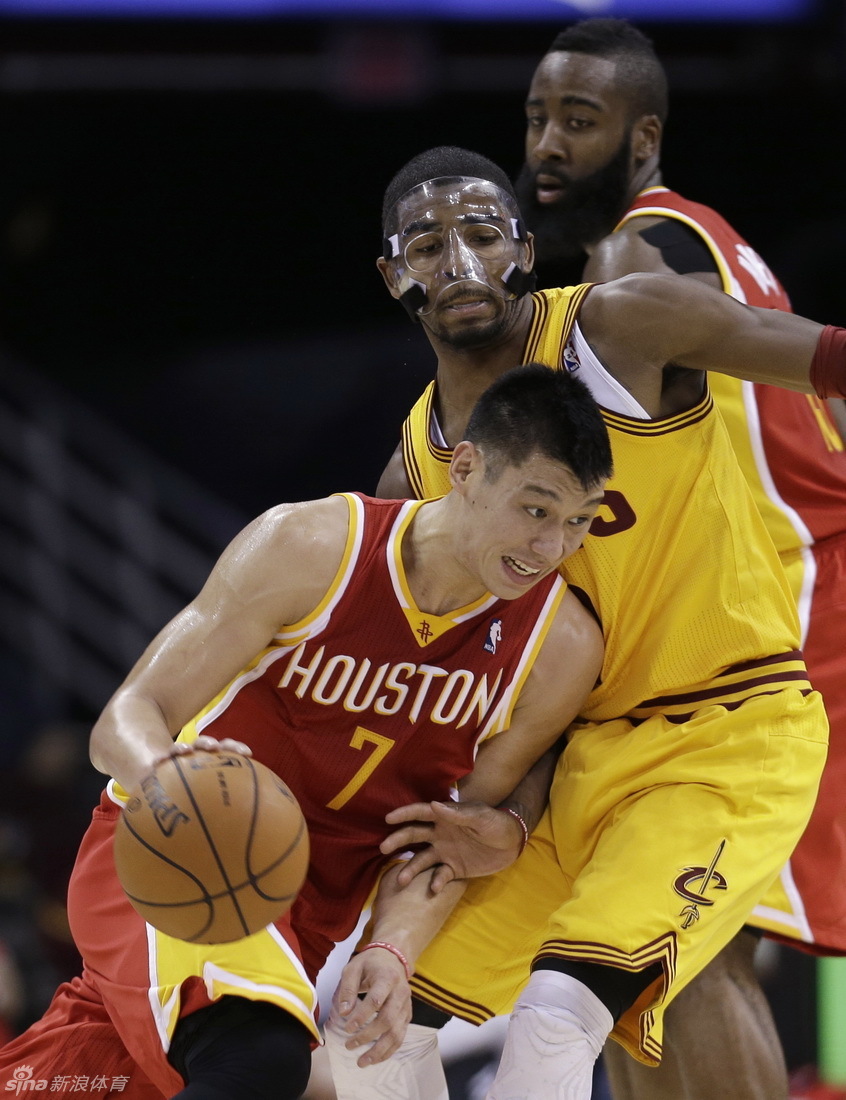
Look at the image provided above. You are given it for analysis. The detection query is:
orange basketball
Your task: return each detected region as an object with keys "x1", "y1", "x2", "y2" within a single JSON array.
[{"x1": 113, "y1": 750, "x2": 310, "y2": 944}]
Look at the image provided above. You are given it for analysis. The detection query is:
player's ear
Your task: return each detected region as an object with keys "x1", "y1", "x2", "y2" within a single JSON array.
[
  {"x1": 377, "y1": 256, "x2": 402, "y2": 299},
  {"x1": 522, "y1": 232, "x2": 535, "y2": 275},
  {"x1": 449, "y1": 440, "x2": 481, "y2": 492},
  {"x1": 631, "y1": 114, "x2": 662, "y2": 162}
]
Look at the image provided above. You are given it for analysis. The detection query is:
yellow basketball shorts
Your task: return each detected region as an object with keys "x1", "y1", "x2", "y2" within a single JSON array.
[{"x1": 411, "y1": 688, "x2": 827, "y2": 1065}]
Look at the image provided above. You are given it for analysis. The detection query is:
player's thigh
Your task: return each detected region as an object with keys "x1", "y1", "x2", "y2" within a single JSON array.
[
  {"x1": 552, "y1": 698, "x2": 824, "y2": 942},
  {"x1": 0, "y1": 976, "x2": 163, "y2": 1099},
  {"x1": 68, "y1": 803, "x2": 319, "y2": 1095},
  {"x1": 543, "y1": 695, "x2": 825, "y2": 1060}
]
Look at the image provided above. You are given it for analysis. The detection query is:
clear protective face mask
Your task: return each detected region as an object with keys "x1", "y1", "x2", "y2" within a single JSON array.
[{"x1": 383, "y1": 177, "x2": 534, "y2": 317}]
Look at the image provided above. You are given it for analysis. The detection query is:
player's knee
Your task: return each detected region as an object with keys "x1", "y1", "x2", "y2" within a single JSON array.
[
  {"x1": 532, "y1": 958, "x2": 663, "y2": 1022},
  {"x1": 169, "y1": 995, "x2": 312, "y2": 1099},
  {"x1": 325, "y1": 1017, "x2": 448, "y2": 1100}
]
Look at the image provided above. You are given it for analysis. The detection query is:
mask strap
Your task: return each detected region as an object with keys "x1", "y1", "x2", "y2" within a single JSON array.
[
  {"x1": 384, "y1": 234, "x2": 428, "y2": 319},
  {"x1": 399, "y1": 281, "x2": 428, "y2": 320},
  {"x1": 510, "y1": 217, "x2": 528, "y2": 242},
  {"x1": 502, "y1": 263, "x2": 537, "y2": 299}
]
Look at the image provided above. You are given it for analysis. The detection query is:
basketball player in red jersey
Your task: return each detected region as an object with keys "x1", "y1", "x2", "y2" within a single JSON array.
[
  {"x1": 0, "y1": 366, "x2": 612, "y2": 1099},
  {"x1": 516, "y1": 20, "x2": 846, "y2": 1099}
]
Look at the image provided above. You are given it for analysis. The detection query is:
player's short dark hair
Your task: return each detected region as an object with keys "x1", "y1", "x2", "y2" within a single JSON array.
[
  {"x1": 382, "y1": 146, "x2": 517, "y2": 237},
  {"x1": 549, "y1": 18, "x2": 668, "y2": 124},
  {"x1": 465, "y1": 363, "x2": 613, "y2": 491}
]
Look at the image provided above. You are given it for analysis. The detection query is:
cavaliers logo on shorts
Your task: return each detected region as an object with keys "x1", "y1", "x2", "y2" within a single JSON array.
[{"x1": 673, "y1": 839, "x2": 729, "y2": 928}]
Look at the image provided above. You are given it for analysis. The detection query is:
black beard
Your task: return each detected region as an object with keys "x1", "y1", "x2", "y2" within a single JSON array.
[
  {"x1": 428, "y1": 310, "x2": 512, "y2": 350},
  {"x1": 422, "y1": 286, "x2": 516, "y2": 350},
  {"x1": 515, "y1": 138, "x2": 633, "y2": 265}
]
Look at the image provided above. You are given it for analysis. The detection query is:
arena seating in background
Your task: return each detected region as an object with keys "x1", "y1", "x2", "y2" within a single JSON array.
[{"x1": 0, "y1": 355, "x2": 246, "y2": 716}]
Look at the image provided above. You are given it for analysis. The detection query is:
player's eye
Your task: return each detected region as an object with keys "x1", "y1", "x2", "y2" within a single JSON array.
[{"x1": 413, "y1": 235, "x2": 440, "y2": 254}]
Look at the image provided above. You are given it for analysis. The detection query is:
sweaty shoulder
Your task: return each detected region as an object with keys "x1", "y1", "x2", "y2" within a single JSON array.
[
  {"x1": 584, "y1": 269, "x2": 679, "y2": 311},
  {"x1": 578, "y1": 273, "x2": 681, "y2": 372},
  {"x1": 584, "y1": 217, "x2": 668, "y2": 282},
  {"x1": 577, "y1": 273, "x2": 726, "y2": 414},
  {"x1": 549, "y1": 586, "x2": 603, "y2": 662},
  {"x1": 226, "y1": 495, "x2": 353, "y2": 626},
  {"x1": 528, "y1": 584, "x2": 603, "y2": 693}
]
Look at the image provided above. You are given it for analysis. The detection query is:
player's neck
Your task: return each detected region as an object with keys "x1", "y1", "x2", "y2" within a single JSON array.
[
  {"x1": 583, "y1": 164, "x2": 664, "y2": 254},
  {"x1": 431, "y1": 334, "x2": 532, "y2": 450},
  {"x1": 432, "y1": 363, "x2": 510, "y2": 450},
  {"x1": 402, "y1": 499, "x2": 487, "y2": 615},
  {"x1": 626, "y1": 164, "x2": 663, "y2": 209}
]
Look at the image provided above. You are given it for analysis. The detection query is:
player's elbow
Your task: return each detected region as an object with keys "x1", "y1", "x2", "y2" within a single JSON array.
[{"x1": 88, "y1": 721, "x2": 112, "y2": 775}]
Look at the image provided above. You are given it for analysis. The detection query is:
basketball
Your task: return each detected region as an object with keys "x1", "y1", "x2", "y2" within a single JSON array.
[{"x1": 113, "y1": 750, "x2": 310, "y2": 944}]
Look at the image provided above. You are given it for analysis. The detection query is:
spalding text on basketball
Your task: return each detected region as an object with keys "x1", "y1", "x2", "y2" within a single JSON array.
[{"x1": 141, "y1": 773, "x2": 191, "y2": 836}]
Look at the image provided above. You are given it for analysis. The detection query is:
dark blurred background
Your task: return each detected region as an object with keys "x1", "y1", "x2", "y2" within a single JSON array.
[
  {"x1": 3, "y1": 2, "x2": 845, "y2": 517},
  {"x1": 0, "y1": 0, "x2": 843, "y2": 1085}
]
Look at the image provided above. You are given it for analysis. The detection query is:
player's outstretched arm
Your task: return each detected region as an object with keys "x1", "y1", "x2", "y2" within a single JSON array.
[
  {"x1": 89, "y1": 497, "x2": 351, "y2": 793},
  {"x1": 583, "y1": 272, "x2": 829, "y2": 397},
  {"x1": 585, "y1": 230, "x2": 846, "y2": 440}
]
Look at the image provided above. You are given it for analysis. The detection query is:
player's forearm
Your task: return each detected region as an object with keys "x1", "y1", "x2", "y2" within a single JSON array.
[
  {"x1": 89, "y1": 689, "x2": 176, "y2": 791},
  {"x1": 495, "y1": 743, "x2": 560, "y2": 832},
  {"x1": 368, "y1": 862, "x2": 468, "y2": 972},
  {"x1": 681, "y1": 294, "x2": 824, "y2": 393}
]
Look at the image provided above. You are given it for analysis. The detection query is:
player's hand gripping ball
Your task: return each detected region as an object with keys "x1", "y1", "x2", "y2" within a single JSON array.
[{"x1": 114, "y1": 750, "x2": 310, "y2": 943}]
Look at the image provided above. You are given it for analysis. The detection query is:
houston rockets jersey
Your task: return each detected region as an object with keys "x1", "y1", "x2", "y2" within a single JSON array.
[
  {"x1": 164, "y1": 493, "x2": 566, "y2": 977},
  {"x1": 621, "y1": 188, "x2": 846, "y2": 554},
  {"x1": 400, "y1": 288, "x2": 811, "y2": 727}
]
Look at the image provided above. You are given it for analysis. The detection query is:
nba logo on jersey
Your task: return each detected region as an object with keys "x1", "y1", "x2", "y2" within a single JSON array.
[
  {"x1": 562, "y1": 338, "x2": 581, "y2": 375},
  {"x1": 484, "y1": 619, "x2": 503, "y2": 654}
]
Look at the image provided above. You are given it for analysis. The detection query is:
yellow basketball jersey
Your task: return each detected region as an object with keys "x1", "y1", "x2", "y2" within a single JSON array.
[{"x1": 400, "y1": 287, "x2": 809, "y2": 724}]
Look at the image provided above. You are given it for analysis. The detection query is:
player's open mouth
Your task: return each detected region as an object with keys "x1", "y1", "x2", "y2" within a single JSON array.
[
  {"x1": 443, "y1": 293, "x2": 490, "y2": 311},
  {"x1": 504, "y1": 555, "x2": 541, "y2": 577},
  {"x1": 536, "y1": 174, "x2": 566, "y2": 204}
]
